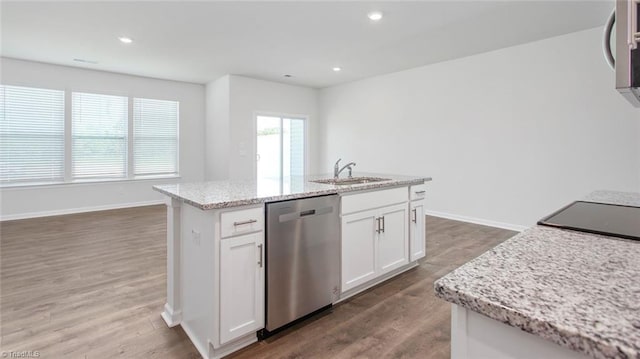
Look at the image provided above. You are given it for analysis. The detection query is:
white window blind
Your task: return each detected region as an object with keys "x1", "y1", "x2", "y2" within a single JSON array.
[
  {"x1": 0, "y1": 85, "x2": 65, "y2": 183},
  {"x1": 133, "y1": 98, "x2": 179, "y2": 176},
  {"x1": 72, "y1": 92, "x2": 128, "y2": 179}
]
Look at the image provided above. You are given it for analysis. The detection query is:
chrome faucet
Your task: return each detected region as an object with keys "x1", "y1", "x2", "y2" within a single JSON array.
[{"x1": 334, "y1": 158, "x2": 356, "y2": 179}]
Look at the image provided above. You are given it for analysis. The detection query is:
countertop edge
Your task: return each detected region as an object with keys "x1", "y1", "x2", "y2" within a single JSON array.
[{"x1": 153, "y1": 177, "x2": 431, "y2": 210}]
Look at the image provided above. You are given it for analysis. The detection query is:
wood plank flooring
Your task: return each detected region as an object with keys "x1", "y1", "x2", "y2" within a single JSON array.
[{"x1": 1, "y1": 206, "x2": 515, "y2": 358}]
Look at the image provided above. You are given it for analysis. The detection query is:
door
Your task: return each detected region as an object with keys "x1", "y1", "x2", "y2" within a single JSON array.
[
  {"x1": 377, "y1": 203, "x2": 409, "y2": 275},
  {"x1": 256, "y1": 115, "x2": 306, "y2": 193},
  {"x1": 219, "y1": 232, "x2": 264, "y2": 344},
  {"x1": 341, "y1": 209, "x2": 378, "y2": 292},
  {"x1": 410, "y1": 200, "x2": 426, "y2": 261}
]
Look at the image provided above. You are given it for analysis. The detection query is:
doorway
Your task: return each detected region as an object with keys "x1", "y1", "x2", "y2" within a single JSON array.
[{"x1": 256, "y1": 114, "x2": 306, "y2": 192}]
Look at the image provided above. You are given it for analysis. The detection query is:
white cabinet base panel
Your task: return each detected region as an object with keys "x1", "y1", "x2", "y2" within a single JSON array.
[
  {"x1": 183, "y1": 321, "x2": 258, "y2": 359},
  {"x1": 337, "y1": 262, "x2": 419, "y2": 303},
  {"x1": 161, "y1": 303, "x2": 182, "y2": 328},
  {"x1": 451, "y1": 304, "x2": 589, "y2": 359}
]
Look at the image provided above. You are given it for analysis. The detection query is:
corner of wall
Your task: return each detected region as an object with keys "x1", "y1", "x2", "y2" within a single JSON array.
[{"x1": 205, "y1": 76, "x2": 231, "y2": 180}]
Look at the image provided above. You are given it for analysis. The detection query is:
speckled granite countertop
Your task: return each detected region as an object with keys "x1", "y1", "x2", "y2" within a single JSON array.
[
  {"x1": 153, "y1": 173, "x2": 431, "y2": 210},
  {"x1": 434, "y1": 190, "x2": 640, "y2": 359}
]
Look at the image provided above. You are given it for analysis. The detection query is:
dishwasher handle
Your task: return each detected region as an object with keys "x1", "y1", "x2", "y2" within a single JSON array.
[
  {"x1": 278, "y1": 206, "x2": 333, "y2": 223},
  {"x1": 300, "y1": 209, "x2": 316, "y2": 217}
]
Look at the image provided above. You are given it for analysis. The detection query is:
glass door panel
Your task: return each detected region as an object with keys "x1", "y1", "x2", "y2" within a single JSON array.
[{"x1": 256, "y1": 115, "x2": 305, "y2": 194}]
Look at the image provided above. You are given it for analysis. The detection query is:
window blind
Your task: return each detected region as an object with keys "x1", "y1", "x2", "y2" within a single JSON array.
[
  {"x1": 72, "y1": 92, "x2": 128, "y2": 179},
  {"x1": 133, "y1": 98, "x2": 178, "y2": 176},
  {"x1": 0, "y1": 85, "x2": 65, "y2": 183}
]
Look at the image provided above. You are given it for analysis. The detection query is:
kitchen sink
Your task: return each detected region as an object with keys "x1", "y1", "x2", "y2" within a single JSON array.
[{"x1": 311, "y1": 176, "x2": 391, "y2": 185}]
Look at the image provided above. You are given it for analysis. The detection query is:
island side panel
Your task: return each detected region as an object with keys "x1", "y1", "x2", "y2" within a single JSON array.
[
  {"x1": 451, "y1": 305, "x2": 589, "y2": 359},
  {"x1": 161, "y1": 197, "x2": 183, "y2": 327}
]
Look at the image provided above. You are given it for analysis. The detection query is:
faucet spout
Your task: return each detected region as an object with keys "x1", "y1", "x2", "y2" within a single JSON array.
[{"x1": 336, "y1": 162, "x2": 356, "y2": 179}]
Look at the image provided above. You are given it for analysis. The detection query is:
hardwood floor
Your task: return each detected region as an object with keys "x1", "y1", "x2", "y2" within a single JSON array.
[{"x1": 1, "y1": 206, "x2": 515, "y2": 358}]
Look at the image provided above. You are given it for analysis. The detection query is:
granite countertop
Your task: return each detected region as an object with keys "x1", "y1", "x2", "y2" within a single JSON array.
[
  {"x1": 434, "y1": 190, "x2": 640, "y2": 359},
  {"x1": 153, "y1": 173, "x2": 431, "y2": 210}
]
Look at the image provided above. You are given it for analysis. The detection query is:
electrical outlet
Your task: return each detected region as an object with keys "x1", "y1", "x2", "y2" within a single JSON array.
[{"x1": 191, "y1": 229, "x2": 201, "y2": 245}]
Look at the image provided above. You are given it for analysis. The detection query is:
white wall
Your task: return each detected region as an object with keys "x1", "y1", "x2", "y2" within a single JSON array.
[
  {"x1": 0, "y1": 58, "x2": 206, "y2": 220},
  {"x1": 205, "y1": 75, "x2": 320, "y2": 180},
  {"x1": 319, "y1": 27, "x2": 640, "y2": 229},
  {"x1": 205, "y1": 75, "x2": 230, "y2": 180}
]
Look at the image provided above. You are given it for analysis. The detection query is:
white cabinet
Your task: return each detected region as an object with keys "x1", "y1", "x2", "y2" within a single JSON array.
[
  {"x1": 341, "y1": 189, "x2": 409, "y2": 293},
  {"x1": 377, "y1": 203, "x2": 409, "y2": 274},
  {"x1": 341, "y1": 209, "x2": 378, "y2": 291},
  {"x1": 409, "y1": 200, "x2": 426, "y2": 261},
  {"x1": 219, "y1": 231, "x2": 265, "y2": 345},
  {"x1": 176, "y1": 204, "x2": 265, "y2": 357}
]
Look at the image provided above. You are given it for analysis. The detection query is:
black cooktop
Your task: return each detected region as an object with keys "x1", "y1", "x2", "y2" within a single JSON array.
[{"x1": 538, "y1": 201, "x2": 640, "y2": 241}]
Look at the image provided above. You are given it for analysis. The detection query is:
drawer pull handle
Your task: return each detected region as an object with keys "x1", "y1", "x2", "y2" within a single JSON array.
[
  {"x1": 415, "y1": 190, "x2": 426, "y2": 194},
  {"x1": 233, "y1": 219, "x2": 258, "y2": 226}
]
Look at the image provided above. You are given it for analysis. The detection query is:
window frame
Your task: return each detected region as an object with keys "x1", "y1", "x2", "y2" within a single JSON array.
[{"x1": 0, "y1": 84, "x2": 180, "y2": 188}]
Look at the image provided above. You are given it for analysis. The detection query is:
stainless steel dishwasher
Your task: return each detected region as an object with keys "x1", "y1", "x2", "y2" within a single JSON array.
[{"x1": 260, "y1": 194, "x2": 340, "y2": 337}]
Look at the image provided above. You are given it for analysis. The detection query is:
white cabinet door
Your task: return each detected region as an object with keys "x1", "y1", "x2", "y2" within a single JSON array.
[
  {"x1": 377, "y1": 203, "x2": 409, "y2": 275},
  {"x1": 410, "y1": 200, "x2": 426, "y2": 261},
  {"x1": 219, "y1": 232, "x2": 264, "y2": 344},
  {"x1": 341, "y1": 209, "x2": 378, "y2": 292}
]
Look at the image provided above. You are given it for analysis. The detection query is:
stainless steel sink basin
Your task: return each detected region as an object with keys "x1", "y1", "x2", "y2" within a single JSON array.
[{"x1": 311, "y1": 176, "x2": 390, "y2": 185}]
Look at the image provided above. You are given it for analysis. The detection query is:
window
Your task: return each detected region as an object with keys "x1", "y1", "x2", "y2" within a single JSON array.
[
  {"x1": 72, "y1": 92, "x2": 128, "y2": 179},
  {"x1": 0, "y1": 85, "x2": 65, "y2": 183},
  {"x1": 256, "y1": 115, "x2": 305, "y2": 192},
  {"x1": 0, "y1": 84, "x2": 180, "y2": 187},
  {"x1": 133, "y1": 98, "x2": 179, "y2": 176}
]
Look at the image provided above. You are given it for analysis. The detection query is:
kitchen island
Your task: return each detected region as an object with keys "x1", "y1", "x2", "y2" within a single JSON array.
[
  {"x1": 153, "y1": 173, "x2": 431, "y2": 359},
  {"x1": 434, "y1": 190, "x2": 640, "y2": 359}
]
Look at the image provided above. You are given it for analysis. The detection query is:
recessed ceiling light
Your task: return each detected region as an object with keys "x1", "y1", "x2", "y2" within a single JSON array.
[
  {"x1": 283, "y1": 74, "x2": 293, "y2": 78},
  {"x1": 118, "y1": 36, "x2": 133, "y2": 44},
  {"x1": 332, "y1": 67, "x2": 342, "y2": 72},
  {"x1": 367, "y1": 11, "x2": 383, "y2": 21}
]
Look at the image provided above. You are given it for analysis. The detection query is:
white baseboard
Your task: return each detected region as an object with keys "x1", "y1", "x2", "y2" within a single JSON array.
[
  {"x1": 425, "y1": 210, "x2": 528, "y2": 232},
  {"x1": 161, "y1": 303, "x2": 182, "y2": 328},
  {"x1": 0, "y1": 200, "x2": 165, "y2": 221}
]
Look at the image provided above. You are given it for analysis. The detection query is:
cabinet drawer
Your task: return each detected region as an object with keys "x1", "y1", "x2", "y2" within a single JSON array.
[
  {"x1": 410, "y1": 184, "x2": 427, "y2": 201},
  {"x1": 342, "y1": 187, "x2": 408, "y2": 215},
  {"x1": 221, "y1": 207, "x2": 264, "y2": 238}
]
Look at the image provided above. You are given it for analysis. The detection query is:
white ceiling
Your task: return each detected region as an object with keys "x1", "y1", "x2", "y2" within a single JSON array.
[{"x1": 1, "y1": 1, "x2": 613, "y2": 88}]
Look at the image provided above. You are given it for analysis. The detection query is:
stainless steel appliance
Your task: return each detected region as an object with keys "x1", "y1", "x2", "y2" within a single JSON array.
[
  {"x1": 604, "y1": 0, "x2": 640, "y2": 107},
  {"x1": 262, "y1": 195, "x2": 340, "y2": 336},
  {"x1": 538, "y1": 201, "x2": 640, "y2": 241}
]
